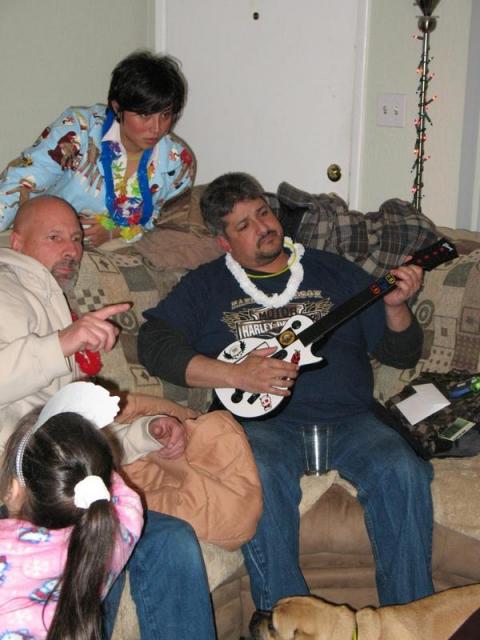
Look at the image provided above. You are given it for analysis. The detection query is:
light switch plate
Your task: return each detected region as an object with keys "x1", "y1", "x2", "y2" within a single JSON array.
[{"x1": 376, "y1": 93, "x2": 406, "y2": 128}]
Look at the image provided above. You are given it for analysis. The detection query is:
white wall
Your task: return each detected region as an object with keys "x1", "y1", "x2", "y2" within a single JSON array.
[
  {"x1": 156, "y1": 0, "x2": 475, "y2": 229},
  {"x1": 0, "y1": 0, "x2": 154, "y2": 168},
  {"x1": 457, "y1": 0, "x2": 480, "y2": 231},
  {"x1": 359, "y1": 0, "x2": 473, "y2": 229},
  {"x1": 0, "y1": 1, "x2": 477, "y2": 230}
]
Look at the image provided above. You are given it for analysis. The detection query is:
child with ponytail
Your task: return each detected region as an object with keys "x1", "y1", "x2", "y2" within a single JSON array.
[{"x1": 0, "y1": 382, "x2": 143, "y2": 640}]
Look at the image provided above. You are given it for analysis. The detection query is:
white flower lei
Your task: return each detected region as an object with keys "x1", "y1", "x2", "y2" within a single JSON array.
[{"x1": 225, "y1": 236, "x2": 305, "y2": 309}]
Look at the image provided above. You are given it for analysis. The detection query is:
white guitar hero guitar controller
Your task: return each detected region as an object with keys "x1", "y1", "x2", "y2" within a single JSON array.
[{"x1": 216, "y1": 314, "x2": 323, "y2": 418}]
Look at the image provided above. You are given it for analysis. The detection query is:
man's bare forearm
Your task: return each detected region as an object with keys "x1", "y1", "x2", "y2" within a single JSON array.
[{"x1": 185, "y1": 354, "x2": 238, "y2": 389}]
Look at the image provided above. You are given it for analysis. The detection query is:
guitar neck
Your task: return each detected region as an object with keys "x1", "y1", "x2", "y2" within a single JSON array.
[
  {"x1": 299, "y1": 270, "x2": 398, "y2": 346},
  {"x1": 298, "y1": 237, "x2": 458, "y2": 348}
]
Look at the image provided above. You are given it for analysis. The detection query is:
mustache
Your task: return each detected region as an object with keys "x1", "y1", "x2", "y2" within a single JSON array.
[
  {"x1": 257, "y1": 229, "x2": 278, "y2": 247},
  {"x1": 53, "y1": 259, "x2": 80, "y2": 272}
]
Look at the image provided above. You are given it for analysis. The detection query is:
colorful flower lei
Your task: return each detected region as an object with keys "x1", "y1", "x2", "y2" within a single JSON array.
[
  {"x1": 99, "y1": 108, "x2": 154, "y2": 237},
  {"x1": 95, "y1": 214, "x2": 143, "y2": 241}
]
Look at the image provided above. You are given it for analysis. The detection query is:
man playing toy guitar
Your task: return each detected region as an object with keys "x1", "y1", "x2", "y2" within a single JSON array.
[{"x1": 138, "y1": 172, "x2": 435, "y2": 616}]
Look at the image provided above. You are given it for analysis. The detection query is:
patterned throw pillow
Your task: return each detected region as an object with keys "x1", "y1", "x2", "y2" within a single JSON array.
[
  {"x1": 70, "y1": 246, "x2": 211, "y2": 412},
  {"x1": 373, "y1": 227, "x2": 480, "y2": 404}
]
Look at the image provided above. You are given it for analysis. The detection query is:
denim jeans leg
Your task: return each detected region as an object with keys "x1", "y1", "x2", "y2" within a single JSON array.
[
  {"x1": 241, "y1": 419, "x2": 309, "y2": 611},
  {"x1": 331, "y1": 412, "x2": 434, "y2": 605},
  {"x1": 119, "y1": 510, "x2": 217, "y2": 639}
]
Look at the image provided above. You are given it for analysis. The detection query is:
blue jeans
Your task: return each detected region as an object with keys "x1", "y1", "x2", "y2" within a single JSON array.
[
  {"x1": 103, "y1": 510, "x2": 216, "y2": 639},
  {"x1": 241, "y1": 411, "x2": 434, "y2": 610}
]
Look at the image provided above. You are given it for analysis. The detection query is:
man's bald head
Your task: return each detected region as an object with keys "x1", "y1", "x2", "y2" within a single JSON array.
[
  {"x1": 11, "y1": 195, "x2": 83, "y2": 292},
  {"x1": 12, "y1": 195, "x2": 78, "y2": 235}
]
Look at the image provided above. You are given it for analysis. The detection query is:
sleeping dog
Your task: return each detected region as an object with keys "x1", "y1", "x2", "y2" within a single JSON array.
[{"x1": 251, "y1": 584, "x2": 480, "y2": 640}]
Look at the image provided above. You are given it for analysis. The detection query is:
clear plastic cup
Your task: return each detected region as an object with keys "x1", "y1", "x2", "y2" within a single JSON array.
[{"x1": 301, "y1": 424, "x2": 321, "y2": 476}]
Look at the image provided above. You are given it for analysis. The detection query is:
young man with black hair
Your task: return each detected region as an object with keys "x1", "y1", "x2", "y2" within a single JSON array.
[{"x1": 0, "y1": 50, "x2": 194, "y2": 247}]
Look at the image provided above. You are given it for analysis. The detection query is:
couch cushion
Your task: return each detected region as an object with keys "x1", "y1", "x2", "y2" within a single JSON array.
[
  {"x1": 128, "y1": 185, "x2": 224, "y2": 270},
  {"x1": 438, "y1": 226, "x2": 480, "y2": 256},
  {"x1": 131, "y1": 226, "x2": 223, "y2": 270},
  {"x1": 197, "y1": 457, "x2": 480, "y2": 591},
  {"x1": 155, "y1": 184, "x2": 209, "y2": 233},
  {"x1": 373, "y1": 227, "x2": 480, "y2": 403},
  {"x1": 70, "y1": 247, "x2": 211, "y2": 411}
]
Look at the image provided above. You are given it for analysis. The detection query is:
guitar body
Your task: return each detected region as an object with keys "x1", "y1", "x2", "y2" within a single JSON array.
[{"x1": 216, "y1": 314, "x2": 323, "y2": 418}]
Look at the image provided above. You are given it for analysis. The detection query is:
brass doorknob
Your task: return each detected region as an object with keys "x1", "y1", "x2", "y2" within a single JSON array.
[{"x1": 327, "y1": 164, "x2": 342, "y2": 182}]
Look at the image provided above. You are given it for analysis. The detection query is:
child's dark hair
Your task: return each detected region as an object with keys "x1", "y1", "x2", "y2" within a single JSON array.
[
  {"x1": 0, "y1": 410, "x2": 118, "y2": 640},
  {"x1": 108, "y1": 49, "x2": 186, "y2": 119}
]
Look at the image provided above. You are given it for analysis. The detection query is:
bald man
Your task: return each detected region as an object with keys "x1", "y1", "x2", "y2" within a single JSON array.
[
  {"x1": 1, "y1": 194, "x2": 192, "y2": 463},
  {"x1": 0, "y1": 195, "x2": 216, "y2": 639}
]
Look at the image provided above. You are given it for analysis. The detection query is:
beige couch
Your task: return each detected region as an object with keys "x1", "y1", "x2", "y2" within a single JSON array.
[
  {"x1": 67, "y1": 222, "x2": 480, "y2": 639},
  {"x1": 62, "y1": 218, "x2": 480, "y2": 640},
  {"x1": 0, "y1": 189, "x2": 477, "y2": 638}
]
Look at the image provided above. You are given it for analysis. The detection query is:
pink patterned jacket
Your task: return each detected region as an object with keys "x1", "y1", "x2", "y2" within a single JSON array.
[{"x1": 0, "y1": 472, "x2": 143, "y2": 639}]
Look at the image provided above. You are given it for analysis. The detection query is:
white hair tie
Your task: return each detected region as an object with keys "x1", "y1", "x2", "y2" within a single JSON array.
[{"x1": 74, "y1": 475, "x2": 111, "y2": 509}]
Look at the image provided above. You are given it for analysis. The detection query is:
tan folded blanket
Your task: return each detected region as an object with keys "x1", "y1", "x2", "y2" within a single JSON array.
[{"x1": 123, "y1": 410, "x2": 263, "y2": 550}]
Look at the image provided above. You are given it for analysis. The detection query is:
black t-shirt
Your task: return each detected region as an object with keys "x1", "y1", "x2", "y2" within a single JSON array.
[{"x1": 142, "y1": 248, "x2": 416, "y2": 424}]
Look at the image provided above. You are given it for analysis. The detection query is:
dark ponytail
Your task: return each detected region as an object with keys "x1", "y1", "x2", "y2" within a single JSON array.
[
  {"x1": 1, "y1": 411, "x2": 118, "y2": 640},
  {"x1": 48, "y1": 500, "x2": 117, "y2": 640}
]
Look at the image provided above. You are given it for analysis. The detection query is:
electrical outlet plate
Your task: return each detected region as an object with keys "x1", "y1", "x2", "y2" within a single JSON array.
[{"x1": 376, "y1": 93, "x2": 406, "y2": 128}]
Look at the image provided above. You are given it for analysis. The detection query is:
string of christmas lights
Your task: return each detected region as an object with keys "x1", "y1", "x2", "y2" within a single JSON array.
[{"x1": 411, "y1": 0, "x2": 441, "y2": 212}]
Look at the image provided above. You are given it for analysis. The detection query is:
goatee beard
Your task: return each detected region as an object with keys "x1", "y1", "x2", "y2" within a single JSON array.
[
  {"x1": 52, "y1": 260, "x2": 79, "y2": 293},
  {"x1": 256, "y1": 230, "x2": 284, "y2": 261}
]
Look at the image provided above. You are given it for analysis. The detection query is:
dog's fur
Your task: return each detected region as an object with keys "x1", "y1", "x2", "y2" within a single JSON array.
[{"x1": 251, "y1": 584, "x2": 480, "y2": 639}]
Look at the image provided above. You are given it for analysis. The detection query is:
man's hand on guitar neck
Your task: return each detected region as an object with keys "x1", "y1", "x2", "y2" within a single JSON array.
[
  {"x1": 186, "y1": 349, "x2": 299, "y2": 397},
  {"x1": 383, "y1": 260, "x2": 423, "y2": 332}
]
